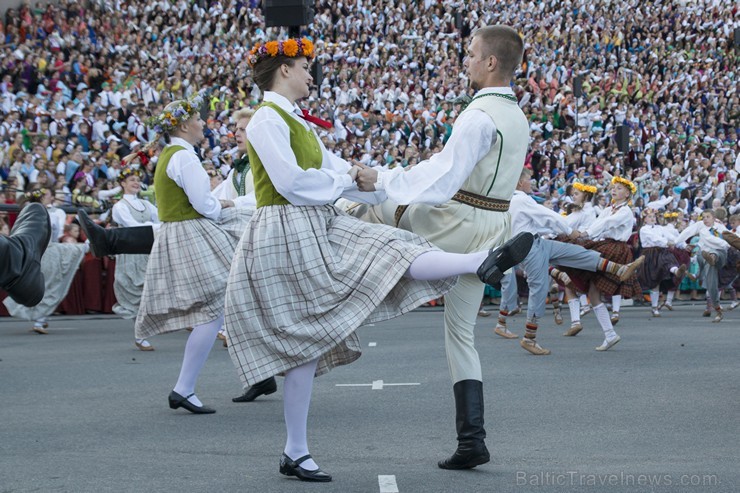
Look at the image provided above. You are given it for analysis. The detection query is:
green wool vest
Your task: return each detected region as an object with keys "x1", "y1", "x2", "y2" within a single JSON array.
[
  {"x1": 154, "y1": 145, "x2": 203, "y2": 222},
  {"x1": 248, "y1": 102, "x2": 323, "y2": 207}
]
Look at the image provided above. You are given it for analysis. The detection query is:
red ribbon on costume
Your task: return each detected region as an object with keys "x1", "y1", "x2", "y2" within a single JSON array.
[{"x1": 299, "y1": 109, "x2": 333, "y2": 129}]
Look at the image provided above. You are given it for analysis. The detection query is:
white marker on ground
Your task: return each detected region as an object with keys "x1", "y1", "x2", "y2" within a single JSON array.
[
  {"x1": 369, "y1": 342, "x2": 377, "y2": 347},
  {"x1": 378, "y1": 475, "x2": 399, "y2": 493}
]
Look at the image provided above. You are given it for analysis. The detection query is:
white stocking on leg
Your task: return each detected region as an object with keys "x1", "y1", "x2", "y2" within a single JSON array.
[
  {"x1": 568, "y1": 299, "x2": 581, "y2": 324},
  {"x1": 284, "y1": 358, "x2": 321, "y2": 471},
  {"x1": 405, "y1": 250, "x2": 488, "y2": 281},
  {"x1": 611, "y1": 295, "x2": 621, "y2": 313},
  {"x1": 173, "y1": 316, "x2": 223, "y2": 407},
  {"x1": 650, "y1": 289, "x2": 660, "y2": 309},
  {"x1": 666, "y1": 291, "x2": 675, "y2": 305},
  {"x1": 593, "y1": 303, "x2": 618, "y2": 341}
]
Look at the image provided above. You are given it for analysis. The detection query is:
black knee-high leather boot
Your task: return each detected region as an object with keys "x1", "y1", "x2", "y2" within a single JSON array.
[
  {"x1": 78, "y1": 209, "x2": 155, "y2": 257},
  {"x1": 0, "y1": 203, "x2": 50, "y2": 307},
  {"x1": 438, "y1": 379, "x2": 490, "y2": 470}
]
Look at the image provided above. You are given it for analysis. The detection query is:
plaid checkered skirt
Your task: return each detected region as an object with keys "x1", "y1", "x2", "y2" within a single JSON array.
[
  {"x1": 719, "y1": 248, "x2": 740, "y2": 288},
  {"x1": 135, "y1": 208, "x2": 252, "y2": 339},
  {"x1": 563, "y1": 239, "x2": 641, "y2": 297},
  {"x1": 637, "y1": 247, "x2": 678, "y2": 289},
  {"x1": 224, "y1": 204, "x2": 455, "y2": 387}
]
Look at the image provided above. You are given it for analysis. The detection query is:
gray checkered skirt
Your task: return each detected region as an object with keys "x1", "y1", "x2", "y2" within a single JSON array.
[
  {"x1": 225, "y1": 204, "x2": 455, "y2": 387},
  {"x1": 135, "y1": 208, "x2": 252, "y2": 339}
]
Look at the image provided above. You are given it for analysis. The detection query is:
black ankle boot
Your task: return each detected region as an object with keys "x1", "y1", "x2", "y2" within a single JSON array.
[
  {"x1": 438, "y1": 379, "x2": 490, "y2": 470},
  {"x1": 0, "y1": 203, "x2": 50, "y2": 306},
  {"x1": 78, "y1": 209, "x2": 155, "y2": 257}
]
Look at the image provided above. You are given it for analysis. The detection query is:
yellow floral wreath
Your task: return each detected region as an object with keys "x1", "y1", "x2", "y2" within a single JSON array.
[
  {"x1": 611, "y1": 176, "x2": 637, "y2": 194},
  {"x1": 573, "y1": 182, "x2": 597, "y2": 194}
]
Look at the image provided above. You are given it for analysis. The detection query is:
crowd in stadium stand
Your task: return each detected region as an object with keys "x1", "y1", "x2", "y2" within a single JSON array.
[{"x1": 0, "y1": 0, "x2": 738, "y2": 308}]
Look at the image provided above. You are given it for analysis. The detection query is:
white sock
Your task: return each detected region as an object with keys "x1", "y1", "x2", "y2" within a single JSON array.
[
  {"x1": 405, "y1": 250, "x2": 488, "y2": 281},
  {"x1": 669, "y1": 266, "x2": 678, "y2": 274},
  {"x1": 568, "y1": 299, "x2": 581, "y2": 323},
  {"x1": 666, "y1": 291, "x2": 675, "y2": 305},
  {"x1": 558, "y1": 291, "x2": 564, "y2": 302},
  {"x1": 284, "y1": 358, "x2": 320, "y2": 471},
  {"x1": 34, "y1": 317, "x2": 47, "y2": 327},
  {"x1": 593, "y1": 303, "x2": 617, "y2": 340},
  {"x1": 173, "y1": 316, "x2": 222, "y2": 407},
  {"x1": 579, "y1": 294, "x2": 589, "y2": 307},
  {"x1": 612, "y1": 295, "x2": 621, "y2": 313},
  {"x1": 650, "y1": 290, "x2": 659, "y2": 308}
]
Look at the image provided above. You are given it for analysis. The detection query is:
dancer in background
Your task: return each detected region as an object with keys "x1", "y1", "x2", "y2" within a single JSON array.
[{"x1": 110, "y1": 167, "x2": 160, "y2": 351}]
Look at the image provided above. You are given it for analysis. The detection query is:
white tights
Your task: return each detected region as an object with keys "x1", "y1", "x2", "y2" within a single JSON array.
[
  {"x1": 405, "y1": 250, "x2": 488, "y2": 281},
  {"x1": 173, "y1": 316, "x2": 222, "y2": 406}
]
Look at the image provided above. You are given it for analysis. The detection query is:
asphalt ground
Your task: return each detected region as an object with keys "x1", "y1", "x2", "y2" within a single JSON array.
[{"x1": 1, "y1": 302, "x2": 738, "y2": 493}]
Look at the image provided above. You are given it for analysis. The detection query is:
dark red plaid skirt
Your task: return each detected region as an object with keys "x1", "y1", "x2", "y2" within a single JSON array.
[{"x1": 562, "y1": 239, "x2": 641, "y2": 297}]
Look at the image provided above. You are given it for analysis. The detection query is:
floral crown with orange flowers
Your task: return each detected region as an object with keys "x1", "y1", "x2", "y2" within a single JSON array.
[
  {"x1": 146, "y1": 91, "x2": 204, "y2": 135},
  {"x1": 573, "y1": 181, "x2": 597, "y2": 195},
  {"x1": 611, "y1": 176, "x2": 637, "y2": 194},
  {"x1": 247, "y1": 38, "x2": 315, "y2": 68}
]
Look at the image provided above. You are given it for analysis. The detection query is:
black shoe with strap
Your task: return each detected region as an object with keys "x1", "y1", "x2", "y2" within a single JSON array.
[
  {"x1": 232, "y1": 377, "x2": 278, "y2": 402},
  {"x1": 279, "y1": 454, "x2": 332, "y2": 482},
  {"x1": 168, "y1": 391, "x2": 216, "y2": 414}
]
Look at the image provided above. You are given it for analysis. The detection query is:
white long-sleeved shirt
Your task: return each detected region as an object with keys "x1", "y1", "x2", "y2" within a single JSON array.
[
  {"x1": 112, "y1": 194, "x2": 161, "y2": 231},
  {"x1": 165, "y1": 137, "x2": 221, "y2": 220},
  {"x1": 639, "y1": 224, "x2": 668, "y2": 248},
  {"x1": 510, "y1": 190, "x2": 572, "y2": 237},
  {"x1": 211, "y1": 166, "x2": 256, "y2": 209},
  {"x1": 374, "y1": 87, "x2": 509, "y2": 205},
  {"x1": 584, "y1": 202, "x2": 635, "y2": 242},
  {"x1": 246, "y1": 92, "x2": 385, "y2": 206},
  {"x1": 48, "y1": 205, "x2": 67, "y2": 242},
  {"x1": 564, "y1": 202, "x2": 597, "y2": 231},
  {"x1": 675, "y1": 220, "x2": 729, "y2": 254},
  {"x1": 662, "y1": 223, "x2": 680, "y2": 244},
  {"x1": 645, "y1": 195, "x2": 674, "y2": 211}
]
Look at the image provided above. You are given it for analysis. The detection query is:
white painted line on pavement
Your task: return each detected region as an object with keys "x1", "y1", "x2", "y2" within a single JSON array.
[
  {"x1": 378, "y1": 475, "x2": 399, "y2": 493},
  {"x1": 336, "y1": 382, "x2": 420, "y2": 390},
  {"x1": 369, "y1": 342, "x2": 377, "y2": 347}
]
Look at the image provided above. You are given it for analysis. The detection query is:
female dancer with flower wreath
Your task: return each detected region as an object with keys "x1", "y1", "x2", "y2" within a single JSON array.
[
  {"x1": 133, "y1": 93, "x2": 253, "y2": 414},
  {"x1": 110, "y1": 167, "x2": 160, "y2": 351},
  {"x1": 224, "y1": 35, "x2": 533, "y2": 482},
  {"x1": 556, "y1": 176, "x2": 642, "y2": 350},
  {"x1": 551, "y1": 181, "x2": 599, "y2": 326},
  {"x1": 659, "y1": 211, "x2": 691, "y2": 310},
  {"x1": 636, "y1": 208, "x2": 687, "y2": 317},
  {"x1": 4, "y1": 189, "x2": 87, "y2": 333}
]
